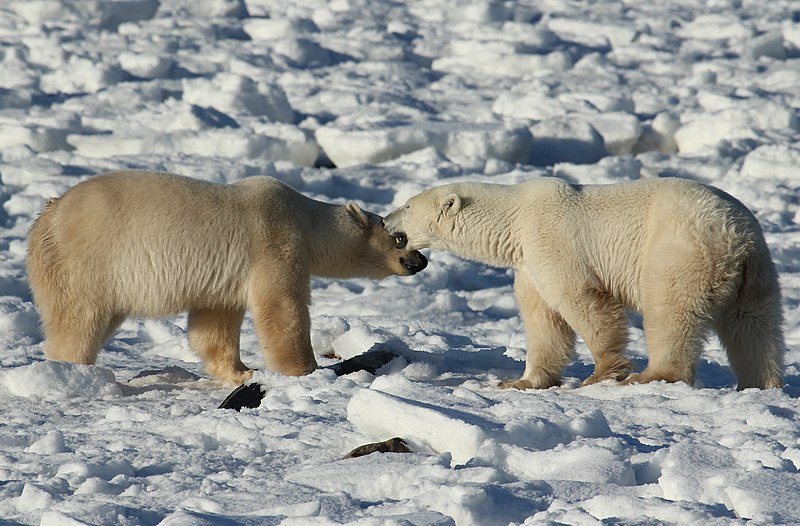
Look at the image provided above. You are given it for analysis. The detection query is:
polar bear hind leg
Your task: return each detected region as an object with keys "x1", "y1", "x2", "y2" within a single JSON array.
[
  {"x1": 714, "y1": 249, "x2": 784, "y2": 389},
  {"x1": 627, "y1": 228, "x2": 722, "y2": 386},
  {"x1": 624, "y1": 296, "x2": 707, "y2": 386},
  {"x1": 30, "y1": 204, "x2": 124, "y2": 365},
  {"x1": 188, "y1": 307, "x2": 252, "y2": 384},
  {"x1": 617, "y1": 185, "x2": 785, "y2": 390},
  {"x1": 629, "y1": 211, "x2": 784, "y2": 389},
  {"x1": 42, "y1": 303, "x2": 124, "y2": 365}
]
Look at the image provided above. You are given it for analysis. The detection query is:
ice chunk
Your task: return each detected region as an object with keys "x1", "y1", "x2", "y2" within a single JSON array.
[
  {"x1": 493, "y1": 92, "x2": 568, "y2": 121},
  {"x1": 39, "y1": 56, "x2": 123, "y2": 95},
  {"x1": 118, "y1": 51, "x2": 174, "y2": 79},
  {"x1": 725, "y1": 471, "x2": 800, "y2": 523},
  {"x1": 678, "y1": 14, "x2": 754, "y2": 41},
  {"x1": 459, "y1": 1, "x2": 512, "y2": 23},
  {"x1": 348, "y1": 388, "x2": 489, "y2": 465},
  {"x1": 740, "y1": 144, "x2": 800, "y2": 181},
  {"x1": 15, "y1": 483, "x2": 53, "y2": 514},
  {"x1": 432, "y1": 51, "x2": 572, "y2": 78},
  {"x1": 68, "y1": 125, "x2": 318, "y2": 166},
  {"x1": 500, "y1": 439, "x2": 636, "y2": 485},
  {"x1": 529, "y1": 117, "x2": 606, "y2": 165},
  {"x1": 547, "y1": 18, "x2": 636, "y2": 49},
  {"x1": 316, "y1": 122, "x2": 531, "y2": 167},
  {"x1": 274, "y1": 38, "x2": 333, "y2": 68},
  {"x1": 658, "y1": 441, "x2": 738, "y2": 505},
  {"x1": 583, "y1": 112, "x2": 642, "y2": 155},
  {"x1": 182, "y1": 74, "x2": 294, "y2": 123},
  {"x1": 745, "y1": 30, "x2": 785, "y2": 60},
  {"x1": 0, "y1": 123, "x2": 71, "y2": 152},
  {"x1": 675, "y1": 102, "x2": 799, "y2": 154},
  {"x1": 242, "y1": 17, "x2": 318, "y2": 40},
  {"x1": 161, "y1": 0, "x2": 248, "y2": 18},
  {"x1": 633, "y1": 112, "x2": 680, "y2": 154},
  {"x1": 26, "y1": 429, "x2": 67, "y2": 455},
  {"x1": 1, "y1": 361, "x2": 121, "y2": 399}
]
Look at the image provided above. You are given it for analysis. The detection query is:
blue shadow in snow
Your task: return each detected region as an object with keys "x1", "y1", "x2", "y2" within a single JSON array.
[
  {"x1": 371, "y1": 338, "x2": 523, "y2": 380},
  {"x1": 190, "y1": 105, "x2": 240, "y2": 128}
]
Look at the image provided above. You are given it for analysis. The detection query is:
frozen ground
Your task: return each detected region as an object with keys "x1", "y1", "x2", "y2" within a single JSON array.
[{"x1": 1, "y1": 0, "x2": 799, "y2": 524}]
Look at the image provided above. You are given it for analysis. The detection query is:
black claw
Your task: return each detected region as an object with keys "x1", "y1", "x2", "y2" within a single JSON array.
[
  {"x1": 327, "y1": 349, "x2": 399, "y2": 376},
  {"x1": 218, "y1": 382, "x2": 266, "y2": 411}
]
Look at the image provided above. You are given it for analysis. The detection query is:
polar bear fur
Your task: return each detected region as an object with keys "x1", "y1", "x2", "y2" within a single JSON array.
[
  {"x1": 27, "y1": 170, "x2": 427, "y2": 384},
  {"x1": 385, "y1": 177, "x2": 784, "y2": 390}
]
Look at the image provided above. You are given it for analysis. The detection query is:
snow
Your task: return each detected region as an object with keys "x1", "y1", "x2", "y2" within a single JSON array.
[
  {"x1": 316, "y1": 122, "x2": 532, "y2": 168},
  {"x1": 0, "y1": 0, "x2": 799, "y2": 524}
]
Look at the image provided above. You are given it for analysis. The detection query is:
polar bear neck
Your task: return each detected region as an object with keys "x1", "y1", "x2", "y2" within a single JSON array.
[
  {"x1": 446, "y1": 198, "x2": 522, "y2": 268},
  {"x1": 303, "y1": 202, "x2": 374, "y2": 278}
]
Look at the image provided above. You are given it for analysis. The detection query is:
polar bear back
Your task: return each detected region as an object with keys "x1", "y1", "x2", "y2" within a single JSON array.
[
  {"x1": 42, "y1": 172, "x2": 293, "y2": 316},
  {"x1": 517, "y1": 177, "x2": 759, "y2": 312}
]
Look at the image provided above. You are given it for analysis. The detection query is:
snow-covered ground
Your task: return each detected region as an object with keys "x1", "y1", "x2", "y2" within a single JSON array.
[{"x1": 1, "y1": 0, "x2": 799, "y2": 524}]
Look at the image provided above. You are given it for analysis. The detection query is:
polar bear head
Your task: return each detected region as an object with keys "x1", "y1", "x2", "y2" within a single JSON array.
[
  {"x1": 384, "y1": 184, "x2": 466, "y2": 251},
  {"x1": 385, "y1": 183, "x2": 523, "y2": 268},
  {"x1": 343, "y1": 202, "x2": 428, "y2": 278}
]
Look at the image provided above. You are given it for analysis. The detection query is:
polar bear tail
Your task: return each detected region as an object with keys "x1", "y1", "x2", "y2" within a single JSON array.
[{"x1": 715, "y1": 243, "x2": 785, "y2": 390}]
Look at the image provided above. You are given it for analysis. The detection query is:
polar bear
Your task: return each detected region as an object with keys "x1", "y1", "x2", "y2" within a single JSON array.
[
  {"x1": 385, "y1": 177, "x2": 784, "y2": 390},
  {"x1": 27, "y1": 170, "x2": 428, "y2": 384}
]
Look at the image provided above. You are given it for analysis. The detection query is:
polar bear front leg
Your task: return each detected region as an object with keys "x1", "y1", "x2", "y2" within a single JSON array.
[
  {"x1": 248, "y1": 274, "x2": 318, "y2": 377},
  {"x1": 499, "y1": 275, "x2": 575, "y2": 390},
  {"x1": 188, "y1": 307, "x2": 253, "y2": 384}
]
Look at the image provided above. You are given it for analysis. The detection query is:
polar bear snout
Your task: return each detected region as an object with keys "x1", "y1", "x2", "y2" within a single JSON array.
[
  {"x1": 400, "y1": 251, "x2": 428, "y2": 275},
  {"x1": 384, "y1": 208, "x2": 407, "y2": 234}
]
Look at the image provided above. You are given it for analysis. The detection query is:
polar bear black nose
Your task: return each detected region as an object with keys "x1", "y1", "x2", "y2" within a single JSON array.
[{"x1": 401, "y1": 251, "x2": 428, "y2": 275}]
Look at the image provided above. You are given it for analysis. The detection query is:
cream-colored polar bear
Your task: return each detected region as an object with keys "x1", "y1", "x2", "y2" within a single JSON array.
[
  {"x1": 385, "y1": 177, "x2": 784, "y2": 390},
  {"x1": 27, "y1": 170, "x2": 427, "y2": 383}
]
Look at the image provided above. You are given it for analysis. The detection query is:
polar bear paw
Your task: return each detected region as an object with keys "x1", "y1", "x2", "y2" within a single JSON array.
[
  {"x1": 620, "y1": 368, "x2": 685, "y2": 386},
  {"x1": 581, "y1": 368, "x2": 631, "y2": 386},
  {"x1": 207, "y1": 363, "x2": 255, "y2": 385},
  {"x1": 499, "y1": 376, "x2": 561, "y2": 390}
]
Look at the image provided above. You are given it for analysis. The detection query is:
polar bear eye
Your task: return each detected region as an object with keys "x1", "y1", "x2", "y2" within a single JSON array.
[{"x1": 394, "y1": 233, "x2": 407, "y2": 249}]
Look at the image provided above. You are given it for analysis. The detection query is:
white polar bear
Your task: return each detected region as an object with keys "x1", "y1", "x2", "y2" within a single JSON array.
[
  {"x1": 27, "y1": 170, "x2": 427, "y2": 384},
  {"x1": 385, "y1": 177, "x2": 784, "y2": 390}
]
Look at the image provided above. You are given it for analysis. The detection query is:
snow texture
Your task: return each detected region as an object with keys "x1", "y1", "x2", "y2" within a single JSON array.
[{"x1": 0, "y1": 0, "x2": 799, "y2": 524}]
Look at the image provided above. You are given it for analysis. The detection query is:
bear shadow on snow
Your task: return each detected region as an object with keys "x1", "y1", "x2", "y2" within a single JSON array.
[
  {"x1": 693, "y1": 359, "x2": 738, "y2": 389},
  {"x1": 368, "y1": 336, "x2": 530, "y2": 382},
  {"x1": 780, "y1": 375, "x2": 800, "y2": 398}
]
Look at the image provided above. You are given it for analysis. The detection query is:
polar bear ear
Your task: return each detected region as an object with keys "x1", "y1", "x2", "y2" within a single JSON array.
[
  {"x1": 441, "y1": 193, "x2": 462, "y2": 216},
  {"x1": 346, "y1": 202, "x2": 369, "y2": 227}
]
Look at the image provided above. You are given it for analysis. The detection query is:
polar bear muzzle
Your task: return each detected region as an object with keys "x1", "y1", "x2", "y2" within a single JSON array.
[{"x1": 400, "y1": 251, "x2": 427, "y2": 275}]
